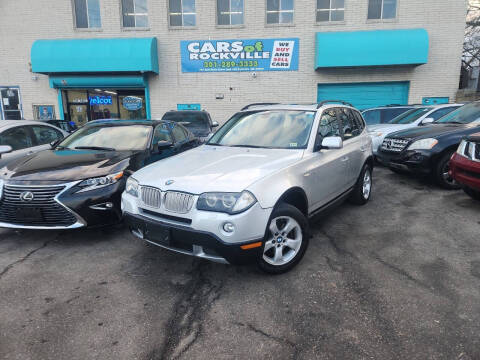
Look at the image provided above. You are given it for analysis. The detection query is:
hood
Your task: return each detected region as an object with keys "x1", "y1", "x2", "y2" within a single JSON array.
[
  {"x1": 133, "y1": 145, "x2": 304, "y2": 194},
  {"x1": 0, "y1": 149, "x2": 139, "y2": 182},
  {"x1": 368, "y1": 123, "x2": 413, "y2": 134},
  {"x1": 387, "y1": 123, "x2": 479, "y2": 140}
]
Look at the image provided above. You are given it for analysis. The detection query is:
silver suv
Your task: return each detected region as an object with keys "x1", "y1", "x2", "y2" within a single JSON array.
[{"x1": 122, "y1": 102, "x2": 374, "y2": 273}]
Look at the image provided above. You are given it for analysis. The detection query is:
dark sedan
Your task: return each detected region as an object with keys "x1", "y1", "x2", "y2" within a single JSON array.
[
  {"x1": 376, "y1": 102, "x2": 480, "y2": 189},
  {"x1": 0, "y1": 119, "x2": 199, "y2": 229}
]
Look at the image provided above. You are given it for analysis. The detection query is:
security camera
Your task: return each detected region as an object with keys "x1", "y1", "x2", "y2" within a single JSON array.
[{"x1": 252, "y1": 72, "x2": 257, "y2": 78}]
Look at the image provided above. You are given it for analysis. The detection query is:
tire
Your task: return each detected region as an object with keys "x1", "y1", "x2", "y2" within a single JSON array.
[
  {"x1": 257, "y1": 203, "x2": 309, "y2": 274},
  {"x1": 463, "y1": 186, "x2": 480, "y2": 201},
  {"x1": 349, "y1": 164, "x2": 373, "y2": 205},
  {"x1": 435, "y1": 151, "x2": 461, "y2": 190}
]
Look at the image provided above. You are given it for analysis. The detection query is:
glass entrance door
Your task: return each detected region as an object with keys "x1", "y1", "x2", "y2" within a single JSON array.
[{"x1": 69, "y1": 104, "x2": 89, "y2": 127}]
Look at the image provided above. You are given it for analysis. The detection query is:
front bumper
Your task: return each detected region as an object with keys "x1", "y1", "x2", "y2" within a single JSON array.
[
  {"x1": 0, "y1": 180, "x2": 125, "y2": 230},
  {"x1": 124, "y1": 212, "x2": 264, "y2": 265},
  {"x1": 450, "y1": 153, "x2": 480, "y2": 191},
  {"x1": 376, "y1": 149, "x2": 434, "y2": 175}
]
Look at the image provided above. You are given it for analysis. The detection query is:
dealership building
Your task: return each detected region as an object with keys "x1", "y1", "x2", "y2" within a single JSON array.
[{"x1": 0, "y1": 0, "x2": 466, "y2": 125}]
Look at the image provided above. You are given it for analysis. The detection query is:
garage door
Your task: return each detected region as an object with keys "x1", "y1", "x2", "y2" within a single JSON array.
[{"x1": 317, "y1": 81, "x2": 410, "y2": 110}]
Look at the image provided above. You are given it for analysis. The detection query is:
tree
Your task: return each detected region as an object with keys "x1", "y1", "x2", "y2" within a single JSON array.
[{"x1": 463, "y1": 0, "x2": 480, "y2": 71}]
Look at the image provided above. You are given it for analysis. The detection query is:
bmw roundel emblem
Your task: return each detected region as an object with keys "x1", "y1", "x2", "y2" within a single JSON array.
[{"x1": 165, "y1": 180, "x2": 174, "y2": 186}]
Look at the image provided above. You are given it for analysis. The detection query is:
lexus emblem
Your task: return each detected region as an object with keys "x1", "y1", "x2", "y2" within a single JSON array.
[
  {"x1": 20, "y1": 191, "x2": 34, "y2": 202},
  {"x1": 165, "y1": 180, "x2": 174, "y2": 186},
  {"x1": 386, "y1": 140, "x2": 393, "y2": 149}
]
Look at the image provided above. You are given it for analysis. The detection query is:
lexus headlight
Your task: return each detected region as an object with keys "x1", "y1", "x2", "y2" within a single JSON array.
[
  {"x1": 407, "y1": 138, "x2": 438, "y2": 151},
  {"x1": 76, "y1": 171, "x2": 124, "y2": 193},
  {"x1": 368, "y1": 131, "x2": 383, "y2": 137},
  {"x1": 125, "y1": 177, "x2": 139, "y2": 198},
  {"x1": 197, "y1": 191, "x2": 257, "y2": 214}
]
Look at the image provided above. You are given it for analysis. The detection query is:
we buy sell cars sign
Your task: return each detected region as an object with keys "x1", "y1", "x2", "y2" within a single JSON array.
[{"x1": 180, "y1": 38, "x2": 299, "y2": 73}]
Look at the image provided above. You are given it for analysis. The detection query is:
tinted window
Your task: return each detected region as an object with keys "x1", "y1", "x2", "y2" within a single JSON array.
[
  {"x1": 171, "y1": 124, "x2": 188, "y2": 143},
  {"x1": 435, "y1": 102, "x2": 480, "y2": 124},
  {"x1": 381, "y1": 108, "x2": 411, "y2": 123},
  {"x1": 389, "y1": 108, "x2": 430, "y2": 124},
  {"x1": 153, "y1": 124, "x2": 173, "y2": 143},
  {"x1": 31, "y1": 126, "x2": 63, "y2": 145},
  {"x1": 339, "y1": 108, "x2": 361, "y2": 139},
  {"x1": 0, "y1": 126, "x2": 34, "y2": 151},
  {"x1": 318, "y1": 108, "x2": 341, "y2": 139},
  {"x1": 362, "y1": 109, "x2": 381, "y2": 125},
  {"x1": 162, "y1": 112, "x2": 211, "y2": 137},
  {"x1": 429, "y1": 107, "x2": 460, "y2": 121},
  {"x1": 208, "y1": 110, "x2": 315, "y2": 149},
  {"x1": 353, "y1": 110, "x2": 366, "y2": 132}
]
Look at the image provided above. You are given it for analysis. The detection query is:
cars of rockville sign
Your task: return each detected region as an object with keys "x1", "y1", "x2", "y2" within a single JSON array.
[{"x1": 0, "y1": 120, "x2": 199, "y2": 229}]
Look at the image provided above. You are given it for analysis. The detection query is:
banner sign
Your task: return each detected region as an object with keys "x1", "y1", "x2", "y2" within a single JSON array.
[
  {"x1": 180, "y1": 38, "x2": 299, "y2": 73},
  {"x1": 122, "y1": 96, "x2": 143, "y2": 111}
]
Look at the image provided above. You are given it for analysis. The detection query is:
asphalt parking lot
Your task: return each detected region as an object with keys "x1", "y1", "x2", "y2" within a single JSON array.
[{"x1": 0, "y1": 166, "x2": 480, "y2": 360}]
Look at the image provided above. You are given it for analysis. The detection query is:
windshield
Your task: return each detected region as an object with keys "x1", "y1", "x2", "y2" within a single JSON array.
[
  {"x1": 434, "y1": 102, "x2": 480, "y2": 124},
  {"x1": 162, "y1": 112, "x2": 210, "y2": 136},
  {"x1": 58, "y1": 125, "x2": 152, "y2": 151},
  {"x1": 388, "y1": 108, "x2": 430, "y2": 124},
  {"x1": 207, "y1": 110, "x2": 315, "y2": 149}
]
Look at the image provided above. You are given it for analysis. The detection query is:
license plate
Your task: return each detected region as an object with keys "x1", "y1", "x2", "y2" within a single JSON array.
[
  {"x1": 145, "y1": 223, "x2": 171, "y2": 246},
  {"x1": 16, "y1": 207, "x2": 42, "y2": 221}
]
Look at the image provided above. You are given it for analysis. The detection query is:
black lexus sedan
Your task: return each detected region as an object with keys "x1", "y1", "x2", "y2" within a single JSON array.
[
  {"x1": 0, "y1": 119, "x2": 199, "y2": 229},
  {"x1": 376, "y1": 102, "x2": 480, "y2": 189}
]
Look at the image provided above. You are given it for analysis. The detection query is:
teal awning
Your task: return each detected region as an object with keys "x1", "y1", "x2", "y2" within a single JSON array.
[
  {"x1": 315, "y1": 29, "x2": 429, "y2": 69},
  {"x1": 31, "y1": 38, "x2": 159, "y2": 74},
  {"x1": 49, "y1": 75, "x2": 148, "y2": 88}
]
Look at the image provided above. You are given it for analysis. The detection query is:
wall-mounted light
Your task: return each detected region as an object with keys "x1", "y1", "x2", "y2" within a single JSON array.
[{"x1": 31, "y1": 75, "x2": 38, "y2": 81}]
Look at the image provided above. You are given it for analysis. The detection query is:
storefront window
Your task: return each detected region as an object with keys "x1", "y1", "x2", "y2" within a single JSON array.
[
  {"x1": 63, "y1": 89, "x2": 147, "y2": 126},
  {"x1": 0, "y1": 88, "x2": 23, "y2": 120}
]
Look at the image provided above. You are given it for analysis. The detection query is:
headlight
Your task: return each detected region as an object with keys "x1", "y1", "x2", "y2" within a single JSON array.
[
  {"x1": 457, "y1": 139, "x2": 467, "y2": 156},
  {"x1": 76, "y1": 171, "x2": 124, "y2": 193},
  {"x1": 0, "y1": 179, "x2": 3, "y2": 200},
  {"x1": 407, "y1": 138, "x2": 438, "y2": 150},
  {"x1": 368, "y1": 132, "x2": 383, "y2": 137},
  {"x1": 125, "y1": 177, "x2": 139, "y2": 198},
  {"x1": 197, "y1": 191, "x2": 257, "y2": 214}
]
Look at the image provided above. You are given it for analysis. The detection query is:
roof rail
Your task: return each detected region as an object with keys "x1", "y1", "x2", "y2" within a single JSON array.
[
  {"x1": 241, "y1": 102, "x2": 280, "y2": 111},
  {"x1": 316, "y1": 100, "x2": 354, "y2": 109}
]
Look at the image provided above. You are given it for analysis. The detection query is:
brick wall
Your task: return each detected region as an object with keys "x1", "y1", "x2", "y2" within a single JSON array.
[{"x1": 0, "y1": 0, "x2": 467, "y2": 123}]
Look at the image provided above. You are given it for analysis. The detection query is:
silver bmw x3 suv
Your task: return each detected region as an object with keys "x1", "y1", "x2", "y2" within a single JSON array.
[{"x1": 122, "y1": 102, "x2": 374, "y2": 273}]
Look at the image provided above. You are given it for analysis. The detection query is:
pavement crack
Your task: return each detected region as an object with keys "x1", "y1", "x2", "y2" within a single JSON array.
[
  {"x1": 156, "y1": 261, "x2": 223, "y2": 360},
  {"x1": 234, "y1": 322, "x2": 299, "y2": 358},
  {"x1": 320, "y1": 229, "x2": 357, "y2": 259},
  {"x1": 0, "y1": 238, "x2": 55, "y2": 280}
]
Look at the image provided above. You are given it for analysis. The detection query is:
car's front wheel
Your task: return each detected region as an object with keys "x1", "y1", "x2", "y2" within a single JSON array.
[
  {"x1": 257, "y1": 203, "x2": 309, "y2": 274},
  {"x1": 435, "y1": 151, "x2": 461, "y2": 190},
  {"x1": 349, "y1": 164, "x2": 373, "y2": 205}
]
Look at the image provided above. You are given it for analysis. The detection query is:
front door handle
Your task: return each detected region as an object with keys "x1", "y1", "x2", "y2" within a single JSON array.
[{"x1": 341, "y1": 156, "x2": 349, "y2": 162}]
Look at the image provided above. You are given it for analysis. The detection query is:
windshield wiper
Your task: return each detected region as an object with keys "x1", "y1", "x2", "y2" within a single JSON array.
[
  {"x1": 230, "y1": 144, "x2": 270, "y2": 149},
  {"x1": 74, "y1": 146, "x2": 116, "y2": 151},
  {"x1": 205, "y1": 143, "x2": 224, "y2": 146}
]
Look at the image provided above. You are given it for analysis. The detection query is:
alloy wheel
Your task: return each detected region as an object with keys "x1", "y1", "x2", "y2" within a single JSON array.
[
  {"x1": 362, "y1": 169, "x2": 372, "y2": 199},
  {"x1": 263, "y1": 216, "x2": 303, "y2": 266},
  {"x1": 442, "y1": 162, "x2": 457, "y2": 186}
]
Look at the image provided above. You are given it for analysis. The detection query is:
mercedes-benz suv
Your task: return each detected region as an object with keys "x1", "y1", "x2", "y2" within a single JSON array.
[{"x1": 122, "y1": 102, "x2": 374, "y2": 273}]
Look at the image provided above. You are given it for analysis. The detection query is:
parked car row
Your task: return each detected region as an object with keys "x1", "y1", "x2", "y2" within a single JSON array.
[
  {"x1": 366, "y1": 101, "x2": 480, "y2": 191},
  {"x1": 0, "y1": 101, "x2": 374, "y2": 273}
]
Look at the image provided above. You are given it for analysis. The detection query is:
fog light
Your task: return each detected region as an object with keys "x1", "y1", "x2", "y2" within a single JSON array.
[
  {"x1": 105, "y1": 202, "x2": 113, "y2": 209},
  {"x1": 223, "y1": 222, "x2": 235, "y2": 233}
]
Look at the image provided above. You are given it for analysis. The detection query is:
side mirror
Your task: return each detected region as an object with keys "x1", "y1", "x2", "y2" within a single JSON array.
[
  {"x1": 0, "y1": 145, "x2": 12, "y2": 159},
  {"x1": 321, "y1": 136, "x2": 343, "y2": 150},
  {"x1": 421, "y1": 117, "x2": 434, "y2": 125},
  {"x1": 50, "y1": 140, "x2": 61, "y2": 148},
  {"x1": 155, "y1": 140, "x2": 174, "y2": 152},
  {"x1": 212, "y1": 121, "x2": 219, "y2": 128}
]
